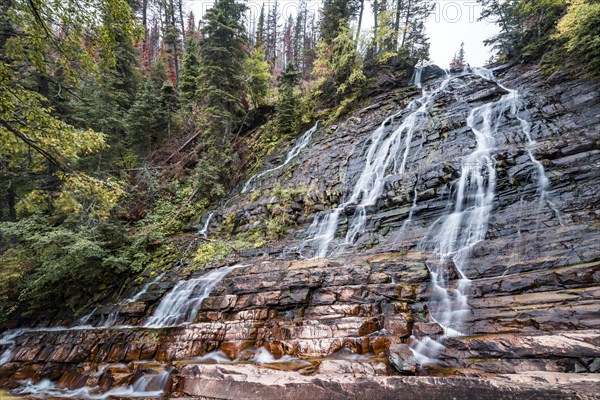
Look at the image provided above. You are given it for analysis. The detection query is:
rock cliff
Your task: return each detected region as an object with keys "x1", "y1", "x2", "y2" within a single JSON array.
[{"x1": 1, "y1": 65, "x2": 599, "y2": 399}]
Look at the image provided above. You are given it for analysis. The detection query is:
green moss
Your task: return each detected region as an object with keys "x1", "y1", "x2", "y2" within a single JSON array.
[
  {"x1": 267, "y1": 213, "x2": 294, "y2": 239},
  {"x1": 220, "y1": 212, "x2": 237, "y2": 235},
  {"x1": 191, "y1": 241, "x2": 232, "y2": 271},
  {"x1": 249, "y1": 189, "x2": 262, "y2": 202},
  {"x1": 272, "y1": 185, "x2": 307, "y2": 206}
]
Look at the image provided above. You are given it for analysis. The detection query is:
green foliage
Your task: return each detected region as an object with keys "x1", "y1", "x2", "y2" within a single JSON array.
[
  {"x1": 373, "y1": 6, "x2": 400, "y2": 64},
  {"x1": 191, "y1": 241, "x2": 232, "y2": 270},
  {"x1": 126, "y1": 60, "x2": 177, "y2": 158},
  {"x1": 480, "y1": 0, "x2": 599, "y2": 76},
  {"x1": 0, "y1": 216, "x2": 137, "y2": 315},
  {"x1": 551, "y1": 0, "x2": 600, "y2": 77},
  {"x1": 256, "y1": 5, "x2": 267, "y2": 48},
  {"x1": 478, "y1": 0, "x2": 567, "y2": 60},
  {"x1": 266, "y1": 213, "x2": 294, "y2": 239},
  {"x1": 220, "y1": 212, "x2": 238, "y2": 235},
  {"x1": 319, "y1": 0, "x2": 362, "y2": 43},
  {"x1": 276, "y1": 63, "x2": 302, "y2": 136},
  {"x1": 244, "y1": 46, "x2": 272, "y2": 108},
  {"x1": 0, "y1": 63, "x2": 125, "y2": 220},
  {"x1": 180, "y1": 28, "x2": 201, "y2": 107},
  {"x1": 196, "y1": 0, "x2": 248, "y2": 141},
  {"x1": 272, "y1": 185, "x2": 307, "y2": 206},
  {"x1": 313, "y1": 24, "x2": 366, "y2": 116}
]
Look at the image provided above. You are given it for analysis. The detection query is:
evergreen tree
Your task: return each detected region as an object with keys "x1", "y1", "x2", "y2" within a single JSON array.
[
  {"x1": 552, "y1": 0, "x2": 600, "y2": 77},
  {"x1": 276, "y1": 63, "x2": 301, "y2": 136},
  {"x1": 162, "y1": 0, "x2": 182, "y2": 84},
  {"x1": 396, "y1": 0, "x2": 434, "y2": 60},
  {"x1": 69, "y1": 6, "x2": 141, "y2": 169},
  {"x1": 320, "y1": 0, "x2": 362, "y2": 43},
  {"x1": 196, "y1": 0, "x2": 248, "y2": 142},
  {"x1": 126, "y1": 60, "x2": 173, "y2": 158},
  {"x1": 293, "y1": 1, "x2": 307, "y2": 67},
  {"x1": 478, "y1": 0, "x2": 566, "y2": 60},
  {"x1": 0, "y1": 0, "x2": 136, "y2": 221},
  {"x1": 313, "y1": 24, "x2": 365, "y2": 108},
  {"x1": 458, "y1": 42, "x2": 466, "y2": 64},
  {"x1": 283, "y1": 15, "x2": 294, "y2": 66},
  {"x1": 266, "y1": 1, "x2": 280, "y2": 66},
  {"x1": 179, "y1": 21, "x2": 201, "y2": 107},
  {"x1": 450, "y1": 42, "x2": 467, "y2": 68},
  {"x1": 256, "y1": 4, "x2": 266, "y2": 48}
]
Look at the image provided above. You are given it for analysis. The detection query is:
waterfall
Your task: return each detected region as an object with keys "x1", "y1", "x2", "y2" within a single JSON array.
[
  {"x1": 198, "y1": 212, "x2": 214, "y2": 237},
  {"x1": 80, "y1": 273, "x2": 165, "y2": 329},
  {"x1": 144, "y1": 264, "x2": 246, "y2": 328},
  {"x1": 471, "y1": 67, "x2": 564, "y2": 225},
  {"x1": 300, "y1": 72, "x2": 452, "y2": 259},
  {"x1": 127, "y1": 273, "x2": 165, "y2": 304},
  {"x1": 242, "y1": 121, "x2": 319, "y2": 193},
  {"x1": 411, "y1": 66, "x2": 559, "y2": 364},
  {"x1": 412, "y1": 66, "x2": 423, "y2": 89}
]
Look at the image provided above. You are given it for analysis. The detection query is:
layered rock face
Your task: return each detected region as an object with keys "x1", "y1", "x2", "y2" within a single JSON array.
[{"x1": 1, "y1": 66, "x2": 599, "y2": 399}]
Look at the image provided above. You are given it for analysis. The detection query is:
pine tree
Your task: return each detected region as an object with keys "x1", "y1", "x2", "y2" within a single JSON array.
[
  {"x1": 396, "y1": 0, "x2": 434, "y2": 60},
  {"x1": 276, "y1": 63, "x2": 301, "y2": 136},
  {"x1": 179, "y1": 19, "x2": 201, "y2": 107},
  {"x1": 196, "y1": 0, "x2": 248, "y2": 142},
  {"x1": 162, "y1": 0, "x2": 182, "y2": 84},
  {"x1": 293, "y1": 1, "x2": 306, "y2": 67},
  {"x1": 458, "y1": 42, "x2": 466, "y2": 64},
  {"x1": 266, "y1": 1, "x2": 280, "y2": 66},
  {"x1": 256, "y1": 4, "x2": 266, "y2": 48},
  {"x1": 313, "y1": 23, "x2": 365, "y2": 108},
  {"x1": 320, "y1": 0, "x2": 362, "y2": 43},
  {"x1": 124, "y1": 59, "x2": 175, "y2": 158},
  {"x1": 283, "y1": 15, "x2": 294, "y2": 66}
]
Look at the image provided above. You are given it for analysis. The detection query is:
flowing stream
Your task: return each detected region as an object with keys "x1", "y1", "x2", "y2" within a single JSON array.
[
  {"x1": 242, "y1": 121, "x2": 319, "y2": 193},
  {"x1": 12, "y1": 366, "x2": 172, "y2": 399}
]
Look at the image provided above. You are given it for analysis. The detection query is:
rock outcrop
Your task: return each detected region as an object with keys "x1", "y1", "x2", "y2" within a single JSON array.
[{"x1": 1, "y1": 65, "x2": 599, "y2": 398}]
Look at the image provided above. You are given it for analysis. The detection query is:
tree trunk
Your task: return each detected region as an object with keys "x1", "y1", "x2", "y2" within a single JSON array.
[
  {"x1": 178, "y1": 0, "x2": 185, "y2": 37},
  {"x1": 393, "y1": 0, "x2": 404, "y2": 49},
  {"x1": 400, "y1": 0, "x2": 413, "y2": 48},
  {"x1": 356, "y1": 0, "x2": 364, "y2": 42},
  {"x1": 373, "y1": 0, "x2": 379, "y2": 52}
]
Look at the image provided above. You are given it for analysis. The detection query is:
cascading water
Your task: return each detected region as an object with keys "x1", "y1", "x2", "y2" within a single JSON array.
[
  {"x1": 242, "y1": 121, "x2": 319, "y2": 193},
  {"x1": 12, "y1": 366, "x2": 172, "y2": 399},
  {"x1": 85, "y1": 273, "x2": 166, "y2": 328},
  {"x1": 127, "y1": 273, "x2": 165, "y2": 304},
  {"x1": 197, "y1": 212, "x2": 214, "y2": 237},
  {"x1": 300, "y1": 71, "x2": 452, "y2": 259},
  {"x1": 471, "y1": 67, "x2": 564, "y2": 225},
  {"x1": 411, "y1": 66, "x2": 561, "y2": 364},
  {"x1": 144, "y1": 264, "x2": 246, "y2": 328}
]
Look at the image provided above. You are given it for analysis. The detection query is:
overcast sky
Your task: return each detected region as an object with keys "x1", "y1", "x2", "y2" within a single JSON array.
[{"x1": 183, "y1": 0, "x2": 499, "y2": 67}]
